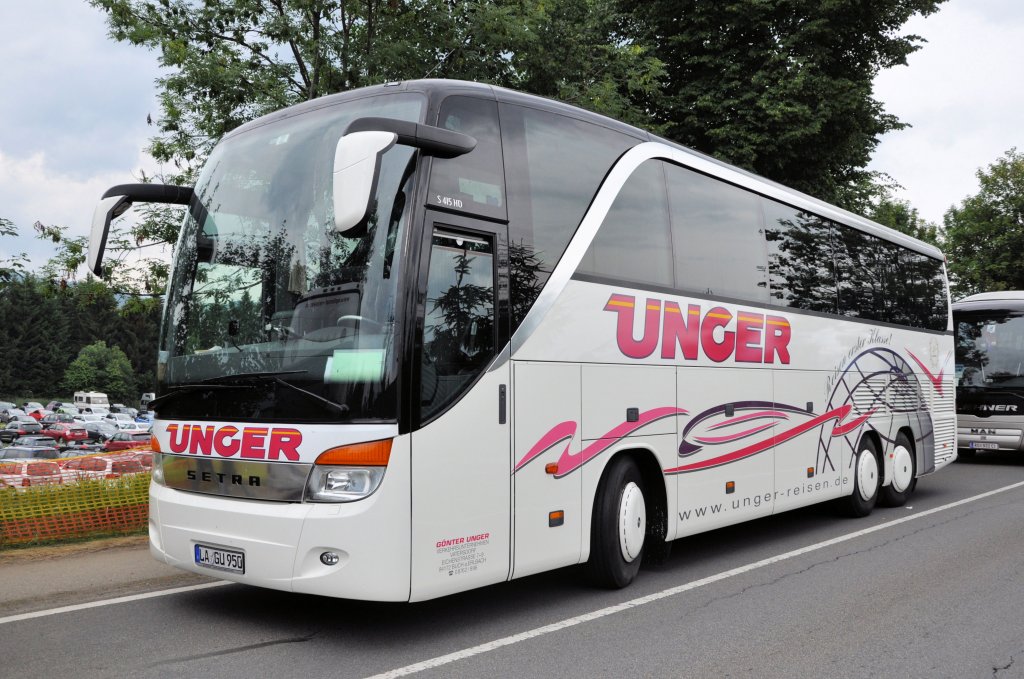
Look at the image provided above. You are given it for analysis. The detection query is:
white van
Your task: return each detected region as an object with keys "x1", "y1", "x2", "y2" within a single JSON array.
[{"x1": 74, "y1": 391, "x2": 110, "y2": 409}]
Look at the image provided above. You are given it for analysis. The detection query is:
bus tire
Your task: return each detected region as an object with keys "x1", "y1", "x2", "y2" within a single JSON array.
[
  {"x1": 586, "y1": 457, "x2": 645, "y2": 588},
  {"x1": 841, "y1": 436, "x2": 880, "y2": 518},
  {"x1": 879, "y1": 432, "x2": 917, "y2": 507}
]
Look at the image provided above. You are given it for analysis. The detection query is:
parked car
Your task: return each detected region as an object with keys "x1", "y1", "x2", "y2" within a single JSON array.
[
  {"x1": 57, "y1": 442, "x2": 105, "y2": 456},
  {"x1": 103, "y1": 431, "x2": 154, "y2": 451},
  {"x1": 0, "y1": 406, "x2": 25, "y2": 423},
  {"x1": 61, "y1": 454, "x2": 146, "y2": 480},
  {"x1": 74, "y1": 413, "x2": 103, "y2": 424},
  {"x1": 11, "y1": 435, "x2": 59, "y2": 448},
  {"x1": 44, "y1": 401, "x2": 64, "y2": 411},
  {"x1": 40, "y1": 413, "x2": 76, "y2": 428},
  {"x1": 0, "y1": 419, "x2": 43, "y2": 443},
  {"x1": 81, "y1": 406, "x2": 110, "y2": 415},
  {"x1": 83, "y1": 421, "x2": 119, "y2": 443},
  {"x1": 104, "y1": 412, "x2": 135, "y2": 424},
  {"x1": 40, "y1": 422, "x2": 89, "y2": 446},
  {"x1": 0, "y1": 444, "x2": 59, "y2": 460},
  {"x1": 22, "y1": 401, "x2": 44, "y2": 412},
  {"x1": 0, "y1": 459, "x2": 68, "y2": 487}
]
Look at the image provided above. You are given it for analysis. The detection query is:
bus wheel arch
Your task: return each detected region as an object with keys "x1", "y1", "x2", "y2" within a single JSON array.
[
  {"x1": 880, "y1": 429, "x2": 917, "y2": 507},
  {"x1": 585, "y1": 449, "x2": 668, "y2": 587}
]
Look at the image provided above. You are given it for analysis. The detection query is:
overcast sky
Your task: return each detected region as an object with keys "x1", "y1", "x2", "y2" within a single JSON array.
[{"x1": 1, "y1": 0, "x2": 1022, "y2": 272}]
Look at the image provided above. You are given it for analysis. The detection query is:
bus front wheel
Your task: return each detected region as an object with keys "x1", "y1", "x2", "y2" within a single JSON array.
[
  {"x1": 586, "y1": 457, "x2": 645, "y2": 588},
  {"x1": 841, "y1": 436, "x2": 880, "y2": 518}
]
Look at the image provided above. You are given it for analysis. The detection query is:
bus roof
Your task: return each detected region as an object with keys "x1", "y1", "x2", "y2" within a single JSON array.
[
  {"x1": 226, "y1": 79, "x2": 944, "y2": 261},
  {"x1": 953, "y1": 291, "x2": 1024, "y2": 310}
]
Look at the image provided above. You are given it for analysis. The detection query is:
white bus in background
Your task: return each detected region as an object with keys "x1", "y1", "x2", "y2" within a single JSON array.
[
  {"x1": 953, "y1": 291, "x2": 1024, "y2": 456},
  {"x1": 88, "y1": 80, "x2": 956, "y2": 601}
]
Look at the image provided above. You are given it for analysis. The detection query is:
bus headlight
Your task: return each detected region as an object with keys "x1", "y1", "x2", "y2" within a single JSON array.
[
  {"x1": 307, "y1": 466, "x2": 385, "y2": 502},
  {"x1": 306, "y1": 439, "x2": 392, "y2": 503},
  {"x1": 151, "y1": 453, "x2": 165, "y2": 486}
]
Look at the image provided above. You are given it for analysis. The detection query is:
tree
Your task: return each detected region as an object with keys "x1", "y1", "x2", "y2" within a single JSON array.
[
  {"x1": 75, "y1": 0, "x2": 664, "y2": 284},
  {"x1": 91, "y1": 0, "x2": 663, "y2": 173},
  {"x1": 867, "y1": 192, "x2": 939, "y2": 246},
  {"x1": 0, "y1": 218, "x2": 27, "y2": 284},
  {"x1": 62, "y1": 340, "x2": 138, "y2": 404},
  {"x1": 618, "y1": 0, "x2": 946, "y2": 208},
  {"x1": 944, "y1": 148, "x2": 1024, "y2": 297}
]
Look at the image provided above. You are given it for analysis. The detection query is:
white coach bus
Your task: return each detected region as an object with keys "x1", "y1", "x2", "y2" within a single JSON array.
[
  {"x1": 88, "y1": 80, "x2": 955, "y2": 601},
  {"x1": 953, "y1": 291, "x2": 1024, "y2": 456}
]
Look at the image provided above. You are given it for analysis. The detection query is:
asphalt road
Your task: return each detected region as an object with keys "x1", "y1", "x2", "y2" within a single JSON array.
[{"x1": 3, "y1": 454, "x2": 1024, "y2": 679}]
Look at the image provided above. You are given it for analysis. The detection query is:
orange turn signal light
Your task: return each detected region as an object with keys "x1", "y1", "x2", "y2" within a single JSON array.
[
  {"x1": 150, "y1": 435, "x2": 162, "y2": 452},
  {"x1": 545, "y1": 463, "x2": 559, "y2": 475},
  {"x1": 315, "y1": 439, "x2": 392, "y2": 466}
]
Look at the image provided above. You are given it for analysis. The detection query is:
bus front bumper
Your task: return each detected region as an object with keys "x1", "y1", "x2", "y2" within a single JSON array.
[{"x1": 148, "y1": 478, "x2": 411, "y2": 601}]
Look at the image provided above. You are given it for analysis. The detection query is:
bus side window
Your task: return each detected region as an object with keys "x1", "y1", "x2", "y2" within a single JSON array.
[
  {"x1": 762, "y1": 200, "x2": 838, "y2": 314},
  {"x1": 428, "y1": 97, "x2": 506, "y2": 222},
  {"x1": 499, "y1": 103, "x2": 639, "y2": 330},
  {"x1": 576, "y1": 160, "x2": 673, "y2": 287},
  {"x1": 666, "y1": 164, "x2": 768, "y2": 303}
]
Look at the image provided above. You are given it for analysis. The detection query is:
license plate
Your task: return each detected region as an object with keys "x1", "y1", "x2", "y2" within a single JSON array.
[
  {"x1": 970, "y1": 442, "x2": 999, "y2": 450},
  {"x1": 194, "y1": 543, "x2": 245, "y2": 574}
]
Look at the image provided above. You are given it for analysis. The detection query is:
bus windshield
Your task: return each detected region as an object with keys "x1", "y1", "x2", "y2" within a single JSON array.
[
  {"x1": 956, "y1": 310, "x2": 1024, "y2": 388},
  {"x1": 157, "y1": 93, "x2": 424, "y2": 423}
]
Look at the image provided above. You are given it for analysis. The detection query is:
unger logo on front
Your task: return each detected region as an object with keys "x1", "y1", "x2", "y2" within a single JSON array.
[{"x1": 166, "y1": 423, "x2": 302, "y2": 460}]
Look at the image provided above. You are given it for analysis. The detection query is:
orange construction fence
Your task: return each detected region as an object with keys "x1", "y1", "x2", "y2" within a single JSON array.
[{"x1": 0, "y1": 449, "x2": 152, "y2": 547}]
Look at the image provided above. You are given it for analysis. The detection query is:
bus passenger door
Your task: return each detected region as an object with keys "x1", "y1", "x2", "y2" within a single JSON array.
[{"x1": 410, "y1": 219, "x2": 512, "y2": 601}]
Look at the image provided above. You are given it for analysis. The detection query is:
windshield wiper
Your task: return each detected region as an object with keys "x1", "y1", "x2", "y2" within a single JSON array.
[
  {"x1": 147, "y1": 383, "x2": 256, "y2": 411},
  {"x1": 200, "y1": 370, "x2": 308, "y2": 384},
  {"x1": 147, "y1": 371, "x2": 306, "y2": 411},
  {"x1": 149, "y1": 370, "x2": 348, "y2": 416},
  {"x1": 272, "y1": 378, "x2": 349, "y2": 415}
]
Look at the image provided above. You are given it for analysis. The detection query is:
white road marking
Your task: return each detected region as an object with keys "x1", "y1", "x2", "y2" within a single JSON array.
[
  {"x1": 0, "y1": 581, "x2": 230, "y2": 625},
  {"x1": 365, "y1": 480, "x2": 1024, "y2": 679}
]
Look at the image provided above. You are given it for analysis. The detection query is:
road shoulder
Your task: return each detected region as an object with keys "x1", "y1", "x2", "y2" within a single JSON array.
[{"x1": 0, "y1": 536, "x2": 216, "y2": 617}]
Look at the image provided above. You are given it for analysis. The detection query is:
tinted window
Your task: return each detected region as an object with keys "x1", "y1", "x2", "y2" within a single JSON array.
[
  {"x1": 896, "y1": 250, "x2": 948, "y2": 330},
  {"x1": 500, "y1": 103, "x2": 638, "y2": 328},
  {"x1": 763, "y1": 200, "x2": 838, "y2": 314},
  {"x1": 955, "y1": 311, "x2": 1024, "y2": 387},
  {"x1": 665, "y1": 164, "x2": 768, "y2": 302},
  {"x1": 420, "y1": 230, "x2": 496, "y2": 423},
  {"x1": 428, "y1": 97, "x2": 505, "y2": 220},
  {"x1": 834, "y1": 223, "x2": 890, "y2": 322},
  {"x1": 577, "y1": 161, "x2": 673, "y2": 287}
]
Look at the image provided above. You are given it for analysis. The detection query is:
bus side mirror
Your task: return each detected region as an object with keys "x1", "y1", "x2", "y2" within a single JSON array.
[
  {"x1": 88, "y1": 183, "x2": 194, "y2": 277},
  {"x1": 88, "y1": 195, "x2": 133, "y2": 277},
  {"x1": 333, "y1": 131, "x2": 398, "y2": 234}
]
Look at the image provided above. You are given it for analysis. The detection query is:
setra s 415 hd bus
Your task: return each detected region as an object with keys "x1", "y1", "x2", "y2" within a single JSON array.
[{"x1": 89, "y1": 80, "x2": 956, "y2": 601}]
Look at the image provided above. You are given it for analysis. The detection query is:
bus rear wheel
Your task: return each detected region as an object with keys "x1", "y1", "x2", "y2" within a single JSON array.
[
  {"x1": 841, "y1": 436, "x2": 880, "y2": 518},
  {"x1": 586, "y1": 457, "x2": 645, "y2": 588},
  {"x1": 879, "y1": 432, "x2": 917, "y2": 507}
]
